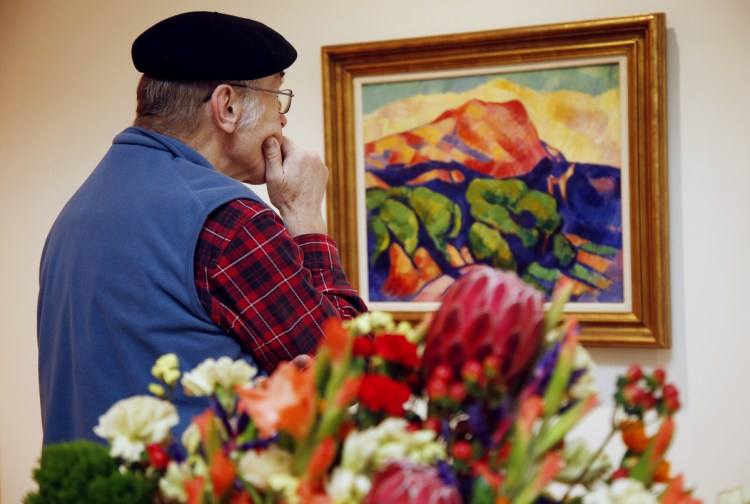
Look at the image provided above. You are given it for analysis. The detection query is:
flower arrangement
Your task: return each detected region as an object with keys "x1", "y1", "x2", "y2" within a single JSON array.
[{"x1": 28, "y1": 266, "x2": 712, "y2": 503}]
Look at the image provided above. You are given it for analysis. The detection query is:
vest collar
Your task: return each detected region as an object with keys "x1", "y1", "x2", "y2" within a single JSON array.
[{"x1": 114, "y1": 127, "x2": 215, "y2": 169}]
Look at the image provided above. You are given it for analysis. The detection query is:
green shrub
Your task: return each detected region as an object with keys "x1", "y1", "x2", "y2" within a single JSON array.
[{"x1": 24, "y1": 440, "x2": 156, "y2": 504}]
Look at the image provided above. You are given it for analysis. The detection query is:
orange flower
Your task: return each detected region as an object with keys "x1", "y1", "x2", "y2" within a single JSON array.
[
  {"x1": 322, "y1": 318, "x2": 350, "y2": 362},
  {"x1": 661, "y1": 475, "x2": 702, "y2": 504},
  {"x1": 651, "y1": 416, "x2": 675, "y2": 462},
  {"x1": 184, "y1": 476, "x2": 205, "y2": 504},
  {"x1": 335, "y1": 376, "x2": 362, "y2": 408},
  {"x1": 534, "y1": 452, "x2": 564, "y2": 492},
  {"x1": 297, "y1": 480, "x2": 334, "y2": 504},
  {"x1": 193, "y1": 408, "x2": 216, "y2": 439},
  {"x1": 518, "y1": 395, "x2": 545, "y2": 436},
  {"x1": 306, "y1": 436, "x2": 337, "y2": 480},
  {"x1": 620, "y1": 420, "x2": 650, "y2": 453},
  {"x1": 229, "y1": 490, "x2": 252, "y2": 504},
  {"x1": 654, "y1": 459, "x2": 672, "y2": 483},
  {"x1": 236, "y1": 361, "x2": 316, "y2": 439},
  {"x1": 193, "y1": 408, "x2": 221, "y2": 458},
  {"x1": 210, "y1": 451, "x2": 236, "y2": 499}
]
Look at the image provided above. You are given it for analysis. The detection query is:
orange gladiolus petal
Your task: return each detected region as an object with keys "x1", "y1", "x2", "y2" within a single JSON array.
[
  {"x1": 193, "y1": 408, "x2": 215, "y2": 439},
  {"x1": 322, "y1": 318, "x2": 350, "y2": 362},
  {"x1": 518, "y1": 395, "x2": 545, "y2": 436},
  {"x1": 236, "y1": 361, "x2": 316, "y2": 440},
  {"x1": 335, "y1": 376, "x2": 362, "y2": 408},
  {"x1": 230, "y1": 490, "x2": 252, "y2": 504},
  {"x1": 307, "y1": 436, "x2": 337, "y2": 480},
  {"x1": 660, "y1": 475, "x2": 702, "y2": 504},
  {"x1": 211, "y1": 451, "x2": 237, "y2": 498},
  {"x1": 184, "y1": 476, "x2": 206, "y2": 504},
  {"x1": 535, "y1": 452, "x2": 564, "y2": 492}
]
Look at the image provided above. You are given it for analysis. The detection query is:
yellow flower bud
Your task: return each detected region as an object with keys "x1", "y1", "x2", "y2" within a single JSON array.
[
  {"x1": 152, "y1": 353, "x2": 180, "y2": 383},
  {"x1": 148, "y1": 383, "x2": 166, "y2": 397}
]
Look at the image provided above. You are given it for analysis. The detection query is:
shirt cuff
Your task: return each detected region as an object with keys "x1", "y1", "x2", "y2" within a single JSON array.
[{"x1": 293, "y1": 234, "x2": 343, "y2": 271}]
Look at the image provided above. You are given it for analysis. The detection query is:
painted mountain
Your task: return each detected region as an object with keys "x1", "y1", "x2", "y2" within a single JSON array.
[{"x1": 364, "y1": 98, "x2": 623, "y2": 303}]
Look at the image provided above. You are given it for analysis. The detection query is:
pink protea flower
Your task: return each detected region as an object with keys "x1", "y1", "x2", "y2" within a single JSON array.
[
  {"x1": 362, "y1": 461, "x2": 461, "y2": 504},
  {"x1": 422, "y1": 265, "x2": 545, "y2": 388}
]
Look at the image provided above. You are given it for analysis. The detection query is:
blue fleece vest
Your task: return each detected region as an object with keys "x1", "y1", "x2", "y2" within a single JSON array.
[{"x1": 38, "y1": 127, "x2": 264, "y2": 445}]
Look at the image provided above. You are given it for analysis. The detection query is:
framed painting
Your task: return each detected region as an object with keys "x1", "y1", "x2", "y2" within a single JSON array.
[{"x1": 322, "y1": 13, "x2": 670, "y2": 347}]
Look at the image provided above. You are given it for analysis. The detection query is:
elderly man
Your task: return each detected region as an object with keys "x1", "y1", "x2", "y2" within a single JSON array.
[{"x1": 37, "y1": 11, "x2": 367, "y2": 444}]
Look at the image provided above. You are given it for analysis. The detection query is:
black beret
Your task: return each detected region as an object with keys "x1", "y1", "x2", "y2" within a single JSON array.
[{"x1": 131, "y1": 11, "x2": 297, "y2": 81}]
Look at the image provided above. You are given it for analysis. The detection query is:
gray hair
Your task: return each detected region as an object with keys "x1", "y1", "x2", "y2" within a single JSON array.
[{"x1": 134, "y1": 76, "x2": 262, "y2": 137}]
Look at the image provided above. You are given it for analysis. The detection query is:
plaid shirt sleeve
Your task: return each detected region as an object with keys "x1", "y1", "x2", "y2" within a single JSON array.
[{"x1": 195, "y1": 199, "x2": 368, "y2": 373}]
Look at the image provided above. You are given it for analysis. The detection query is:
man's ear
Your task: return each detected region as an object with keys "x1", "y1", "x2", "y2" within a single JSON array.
[{"x1": 208, "y1": 84, "x2": 240, "y2": 133}]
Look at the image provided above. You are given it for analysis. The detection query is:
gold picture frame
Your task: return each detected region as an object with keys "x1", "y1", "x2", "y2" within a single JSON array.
[{"x1": 322, "y1": 13, "x2": 669, "y2": 348}]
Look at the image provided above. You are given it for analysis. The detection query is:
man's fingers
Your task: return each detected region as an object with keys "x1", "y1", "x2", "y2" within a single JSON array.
[
  {"x1": 291, "y1": 354, "x2": 311, "y2": 371},
  {"x1": 262, "y1": 137, "x2": 282, "y2": 176}
]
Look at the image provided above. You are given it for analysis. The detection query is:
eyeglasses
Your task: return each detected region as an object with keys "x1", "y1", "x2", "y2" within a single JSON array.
[{"x1": 202, "y1": 83, "x2": 294, "y2": 114}]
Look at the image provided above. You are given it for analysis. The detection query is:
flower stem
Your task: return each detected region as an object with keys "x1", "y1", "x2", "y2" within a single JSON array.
[{"x1": 560, "y1": 409, "x2": 618, "y2": 501}]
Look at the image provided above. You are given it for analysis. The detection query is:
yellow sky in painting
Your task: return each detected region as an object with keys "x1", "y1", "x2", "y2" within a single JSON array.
[{"x1": 362, "y1": 78, "x2": 622, "y2": 168}]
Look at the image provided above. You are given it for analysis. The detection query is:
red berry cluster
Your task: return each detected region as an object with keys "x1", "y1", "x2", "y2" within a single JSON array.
[
  {"x1": 425, "y1": 356, "x2": 505, "y2": 406},
  {"x1": 422, "y1": 357, "x2": 511, "y2": 475},
  {"x1": 615, "y1": 365, "x2": 681, "y2": 416}
]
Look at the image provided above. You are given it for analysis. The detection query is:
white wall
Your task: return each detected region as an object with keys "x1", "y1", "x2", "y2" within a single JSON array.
[{"x1": 1, "y1": 0, "x2": 748, "y2": 502}]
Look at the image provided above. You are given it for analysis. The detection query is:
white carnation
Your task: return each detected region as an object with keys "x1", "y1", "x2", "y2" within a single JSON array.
[
  {"x1": 340, "y1": 428, "x2": 380, "y2": 472},
  {"x1": 159, "y1": 461, "x2": 192, "y2": 502},
  {"x1": 181, "y1": 423, "x2": 201, "y2": 454},
  {"x1": 339, "y1": 418, "x2": 445, "y2": 478},
  {"x1": 93, "y1": 395, "x2": 178, "y2": 462},
  {"x1": 181, "y1": 356, "x2": 258, "y2": 396},
  {"x1": 237, "y1": 446, "x2": 293, "y2": 490},
  {"x1": 570, "y1": 344, "x2": 598, "y2": 400},
  {"x1": 346, "y1": 311, "x2": 395, "y2": 335},
  {"x1": 583, "y1": 479, "x2": 657, "y2": 504},
  {"x1": 717, "y1": 486, "x2": 750, "y2": 504},
  {"x1": 328, "y1": 467, "x2": 372, "y2": 504}
]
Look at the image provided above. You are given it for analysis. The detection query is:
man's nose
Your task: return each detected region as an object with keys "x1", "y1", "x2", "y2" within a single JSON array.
[{"x1": 280, "y1": 113, "x2": 288, "y2": 128}]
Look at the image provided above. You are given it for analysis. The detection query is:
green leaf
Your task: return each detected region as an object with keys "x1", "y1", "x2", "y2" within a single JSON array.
[
  {"x1": 534, "y1": 396, "x2": 595, "y2": 457},
  {"x1": 470, "y1": 475, "x2": 497, "y2": 504}
]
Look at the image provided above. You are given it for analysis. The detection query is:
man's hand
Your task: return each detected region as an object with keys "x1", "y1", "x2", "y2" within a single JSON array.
[{"x1": 263, "y1": 137, "x2": 328, "y2": 237}]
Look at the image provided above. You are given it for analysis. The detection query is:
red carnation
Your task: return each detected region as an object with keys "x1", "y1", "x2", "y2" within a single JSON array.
[
  {"x1": 146, "y1": 443, "x2": 170, "y2": 470},
  {"x1": 352, "y1": 336, "x2": 375, "y2": 358},
  {"x1": 358, "y1": 374, "x2": 412, "y2": 416},
  {"x1": 374, "y1": 334, "x2": 420, "y2": 368}
]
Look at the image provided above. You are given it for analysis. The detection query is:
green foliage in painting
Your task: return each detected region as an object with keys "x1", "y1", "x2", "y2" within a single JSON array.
[
  {"x1": 379, "y1": 197, "x2": 419, "y2": 255},
  {"x1": 369, "y1": 218, "x2": 390, "y2": 265},
  {"x1": 569, "y1": 262, "x2": 612, "y2": 291},
  {"x1": 468, "y1": 222, "x2": 517, "y2": 271},
  {"x1": 553, "y1": 234, "x2": 576, "y2": 267},
  {"x1": 515, "y1": 190, "x2": 561, "y2": 233},
  {"x1": 366, "y1": 186, "x2": 461, "y2": 265},
  {"x1": 463, "y1": 177, "x2": 583, "y2": 293}
]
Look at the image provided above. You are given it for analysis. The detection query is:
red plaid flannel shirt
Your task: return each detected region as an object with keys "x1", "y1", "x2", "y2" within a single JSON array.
[{"x1": 195, "y1": 199, "x2": 367, "y2": 373}]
